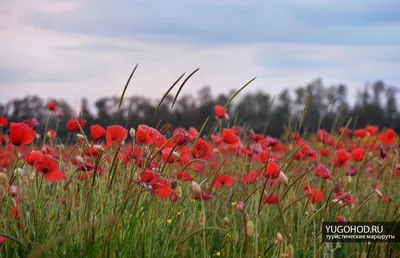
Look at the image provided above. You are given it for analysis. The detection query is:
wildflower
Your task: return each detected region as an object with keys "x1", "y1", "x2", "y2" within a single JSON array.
[
  {"x1": 33, "y1": 155, "x2": 64, "y2": 182},
  {"x1": 334, "y1": 149, "x2": 350, "y2": 167},
  {"x1": 106, "y1": 125, "x2": 128, "y2": 147},
  {"x1": 333, "y1": 192, "x2": 355, "y2": 204},
  {"x1": 214, "y1": 105, "x2": 227, "y2": 119},
  {"x1": 350, "y1": 148, "x2": 365, "y2": 162},
  {"x1": 0, "y1": 116, "x2": 8, "y2": 128},
  {"x1": 90, "y1": 124, "x2": 106, "y2": 141},
  {"x1": 136, "y1": 124, "x2": 161, "y2": 144},
  {"x1": 265, "y1": 161, "x2": 280, "y2": 178},
  {"x1": 366, "y1": 126, "x2": 377, "y2": 136},
  {"x1": 47, "y1": 101, "x2": 57, "y2": 111},
  {"x1": 166, "y1": 219, "x2": 172, "y2": 224},
  {"x1": 47, "y1": 129, "x2": 56, "y2": 140},
  {"x1": 192, "y1": 138, "x2": 214, "y2": 160},
  {"x1": 10, "y1": 122, "x2": 36, "y2": 146},
  {"x1": 304, "y1": 185, "x2": 324, "y2": 204},
  {"x1": 215, "y1": 251, "x2": 221, "y2": 257},
  {"x1": 263, "y1": 193, "x2": 280, "y2": 205},
  {"x1": 23, "y1": 118, "x2": 39, "y2": 130},
  {"x1": 315, "y1": 164, "x2": 333, "y2": 180},
  {"x1": 235, "y1": 201, "x2": 245, "y2": 212},
  {"x1": 379, "y1": 129, "x2": 396, "y2": 145},
  {"x1": 213, "y1": 175, "x2": 234, "y2": 188},
  {"x1": 66, "y1": 118, "x2": 86, "y2": 132}
]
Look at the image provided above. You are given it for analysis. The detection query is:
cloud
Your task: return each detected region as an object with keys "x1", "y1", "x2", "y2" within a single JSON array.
[{"x1": 1, "y1": 0, "x2": 399, "y2": 107}]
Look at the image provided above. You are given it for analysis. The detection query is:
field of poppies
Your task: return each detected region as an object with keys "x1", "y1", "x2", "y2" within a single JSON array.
[{"x1": 1, "y1": 98, "x2": 400, "y2": 257}]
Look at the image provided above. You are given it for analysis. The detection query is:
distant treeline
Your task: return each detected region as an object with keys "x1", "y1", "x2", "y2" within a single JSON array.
[{"x1": 1, "y1": 78, "x2": 398, "y2": 139}]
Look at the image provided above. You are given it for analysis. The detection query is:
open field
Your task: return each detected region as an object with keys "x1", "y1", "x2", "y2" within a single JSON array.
[{"x1": 1, "y1": 99, "x2": 400, "y2": 258}]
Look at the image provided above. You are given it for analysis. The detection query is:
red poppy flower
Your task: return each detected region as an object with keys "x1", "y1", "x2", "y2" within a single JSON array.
[
  {"x1": 214, "y1": 105, "x2": 227, "y2": 119},
  {"x1": 161, "y1": 148, "x2": 177, "y2": 163},
  {"x1": 354, "y1": 129, "x2": 366, "y2": 138},
  {"x1": 334, "y1": 192, "x2": 355, "y2": 204},
  {"x1": 304, "y1": 185, "x2": 324, "y2": 204},
  {"x1": 177, "y1": 171, "x2": 193, "y2": 182},
  {"x1": 221, "y1": 128, "x2": 240, "y2": 145},
  {"x1": 33, "y1": 155, "x2": 64, "y2": 182},
  {"x1": 334, "y1": 149, "x2": 350, "y2": 167},
  {"x1": 336, "y1": 216, "x2": 347, "y2": 223},
  {"x1": 319, "y1": 147, "x2": 331, "y2": 157},
  {"x1": 173, "y1": 128, "x2": 193, "y2": 145},
  {"x1": 66, "y1": 118, "x2": 86, "y2": 132},
  {"x1": 315, "y1": 164, "x2": 333, "y2": 180},
  {"x1": 106, "y1": 125, "x2": 128, "y2": 147},
  {"x1": 10, "y1": 122, "x2": 36, "y2": 146},
  {"x1": 47, "y1": 101, "x2": 57, "y2": 111},
  {"x1": 263, "y1": 193, "x2": 280, "y2": 204},
  {"x1": 47, "y1": 129, "x2": 56, "y2": 140},
  {"x1": 155, "y1": 187, "x2": 173, "y2": 199},
  {"x1": 0, "y1": 236, "x2": 5, "y2": 243},
  {"x1": 0, "y1": 116, "x2": 8, "y2": 128},
  {"x1": 139, "y1": 170, "x2": 159, "y2": 183},
  {"x1": 242, "y1": 170, "x2": 258, "y2": 185},
  {"x1": 251, "y1": 134, "x2": 264, "y2": 142},
  {"x1": 213, "y1": 174, "x2": 234, "y2": 188},
  {"x1": 379, "y1": 129, "x2": 396, "y2": 145},
  {"x1": 350, "y1": 148, "x2": 365, "y2": 162},
  {"x1": 339, "y1": 127, "x2": 352, "y2": 135},
  {"x1": 26, "y1": 150, "x2": 44, "y2": 165},
  {"x1": 192, "y1": 138, "x2": 214, "y2": 160},
  {"x1": 136, "y1": 125, "x2": 161, "y2": 144},
  {"x1": 194, "y1": 192, "x2": 213, "y2": 200},
  {"x1": 90, "y1": 124, "x2": 106, "y2": 141},
  {"x1": 265, "y1": 161, "x2": 280, "y2": 179},
  {"x1": 188, "y1": 127, "x2": 199, "y2": 138},
  {"x1": 365, "y1": 126, "x2": 377, "y2": 136}
]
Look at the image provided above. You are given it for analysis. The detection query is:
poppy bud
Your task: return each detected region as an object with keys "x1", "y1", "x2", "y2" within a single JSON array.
[
  {"x1": 13, "y1": 168, "x2": 24, "y2": 177},
  {"x1": 191, "y1": 181, "x2": 202, "y2": 195},
  {"x1": 235, "y1": 201, "x2": 245, "y2": 212},
  {"x1": 375, "y1": 189, "x2": 383, "y2": 197},
  {"x1": 76, "y1": 156, "x2": 84, "y2": 164},
  {"x1": 93, "y1": 145, "x2": 104, "y2": 151},
  {"x1": 246, "y1": 220, "x2": 255, "y2": 237},
  {"x1": 279, "y1": 171, "x2": 289, "y2": 185},
  {"x1": 332, "y1": 199, "x2": 343, "y2": 206},
  {"x1": 76, "y1": 134, "x2": 86, "y2": 140},
  {"x1": 172, "y1": 151, "x2": 181, "y2": 159},
  {"x1": 129, "y1": 128, "x2": 136, "y2": 138},
  {"x1": 223, "y1": 217, "x2": 229, "y2": 225},
  {"x1": 175, "y1": 185, "x2": 182, "y2": 198},
  {"x1": 276, "y1": 232, "x2": 283, "y2": 242}
]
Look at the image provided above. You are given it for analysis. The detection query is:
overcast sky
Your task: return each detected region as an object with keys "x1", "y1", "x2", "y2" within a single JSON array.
[{"x1": 2, "y1": 0, "x2": 400, "y2": 107}]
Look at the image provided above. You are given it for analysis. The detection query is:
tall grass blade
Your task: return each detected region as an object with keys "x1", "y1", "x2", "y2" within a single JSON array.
[
  {"x1": 171, "y1": 68, "x2": 200, "y2": 110},
  {"x1": 119, "y1": 63, "x2": 139, "y2": 110}
]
